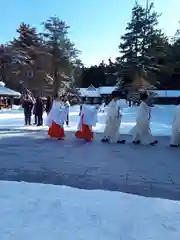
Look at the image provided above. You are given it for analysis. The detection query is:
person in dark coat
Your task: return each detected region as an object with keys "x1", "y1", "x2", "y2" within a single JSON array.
[
  {"x1": 33, "y1": 97, "x2": 44, "y2": 126},
  {"x1": 45, "y1": 96, "x2": 52, "y2": 115},
  {"x1": 22, "y1": 95, "x2": 34, "y2": 125}
]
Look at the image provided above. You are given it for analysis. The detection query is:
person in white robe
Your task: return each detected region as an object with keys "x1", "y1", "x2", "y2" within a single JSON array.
[
  {"x1": 170, "y1": 97, "x2": 180, "y2": 147},
  {"x1": 101, "y1": 91, "x2": 125, "y2": 144},
  {"x1": 129, "y1": 92, "x2": 158, "y2": 146},
  {"x1": 64, "y1": 96, "x2": 70, "y2": 126},
  {"x1": 75, "y1": 102, "x2": 98, "y2": 141},
  {"x1": 46, "y1": 94, "x2": 67, "y2": 140}
]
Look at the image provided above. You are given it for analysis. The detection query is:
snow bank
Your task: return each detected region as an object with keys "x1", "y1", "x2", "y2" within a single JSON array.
[{"x1": 0, "y1": 181, "x2": 179, "y2": 239}]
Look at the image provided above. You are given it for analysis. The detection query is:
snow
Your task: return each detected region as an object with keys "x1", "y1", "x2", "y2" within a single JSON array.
[
  {"x1": 78, "y1": 86, "x2": 116, "y2": 96},
  {"x1": 151, "y1": 90, "x2": 180, "y2": 97},
  {"x1": 78, "y1": 87, "x2": 100, "y2": 97},
  {"x1": 0, "y1": 86, "x2": 21, "y2": 97},
  {"x1": 0, "y1": 181, "x2": 179, "y2": 240},
  {"x1": 99, "y1": 86, "x2": 116, "y2": 94},
  {"x1": 0, "y1": 101, "x2": 175, "y2": 136}
]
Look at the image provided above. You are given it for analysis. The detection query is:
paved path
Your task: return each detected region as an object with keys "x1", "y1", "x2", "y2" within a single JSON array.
[{"x1": 0, "y1": 130, "x2": 180, "y2": 201}]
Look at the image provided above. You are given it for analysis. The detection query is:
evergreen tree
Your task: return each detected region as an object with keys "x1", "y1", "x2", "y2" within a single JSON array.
[
  {"x1": 165, "y1": 25, "x2": 180, "y2": 89},
  {"x1": 72, "y1": 59, "x2": 84, "y2": 87},
  {"x1": 59, "y1": 73, "x2": 80, "y2": 103},
  {"x1": 41, "y1": 16, "x2": 80, "y2": 95},
  {"x1": 11, "y1": 23, "x2": 41, "y2": 65},
  {"x1": 118, "y1": 1, "x2": 168, "y2": 89},
  {"x1": 0, "y1": 45, "x2": 13, "y2": 83},
  {"x1": 13, "y1": 23, "x2": 41, "y2": 48}
]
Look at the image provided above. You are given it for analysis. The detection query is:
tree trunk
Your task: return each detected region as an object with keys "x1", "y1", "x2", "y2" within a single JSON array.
[{"x1": 53, "y1": 64, "x2": 60, "y2": 96}]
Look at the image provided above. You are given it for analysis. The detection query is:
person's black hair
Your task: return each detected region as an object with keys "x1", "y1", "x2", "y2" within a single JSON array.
[
  {"x1": 53, "y1": 93, "x2": 59, "y2": 99},
  {"x1": 176, "y1": 96, "x2": 180, "y2": 105},
  {"x1": 111, "y1": 90, "x2": 121, "y2": 98},
  {"x1": 140, "y1": 92, "x2": 148, "y2": 101}
]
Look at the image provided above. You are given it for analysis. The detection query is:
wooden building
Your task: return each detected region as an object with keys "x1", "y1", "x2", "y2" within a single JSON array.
[
  {"x1": 0, "y1": 81, "x2": 21, "y2": 108},
  {"x1": 78, "y1": 84, "x2": 117, "y2": 104},
  {"x1": 149, "y1": 90, "x2": 180, "y2": 104}
]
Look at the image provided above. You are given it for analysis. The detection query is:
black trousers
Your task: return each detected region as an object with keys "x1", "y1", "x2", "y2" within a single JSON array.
[
  {"x1": 66, "y1": 113, "x2": 69, "y2": 126},
  {"x1": 35, "y1": 114, "x2": 43, "y2": 126},
  {"x1": 24, "y1": 109, "x2": 32, "y2": 125}
]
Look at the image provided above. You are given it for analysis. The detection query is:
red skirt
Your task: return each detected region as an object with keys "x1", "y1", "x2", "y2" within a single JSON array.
[
  {"x1": 75, "y1": 123, "x2": 93, "y2": 141},
  {"x1": 48, "y1": 121, "x2": 65, "y2": 139}
]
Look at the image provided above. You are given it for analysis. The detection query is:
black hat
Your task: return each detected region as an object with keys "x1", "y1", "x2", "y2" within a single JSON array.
[
  {"x1": 176, "y1": 96, "x2": 180, "y2": 105},
  {"x1": 140, "y1": 92, "x2": 148, "y2": 101},
  {"x1": 111, "y1": 90, "x2": 121, "y2": 98}
]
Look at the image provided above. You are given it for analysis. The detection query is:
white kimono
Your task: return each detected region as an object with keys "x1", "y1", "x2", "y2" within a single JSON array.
[
  {"x1": 130, "y1": 101, "x2": 152, "y2": 144},
  {"x1": 46, "y1": 100, "x2": 67, "y2": 127},
  {"x1": 77, "y1": 104, "x2": 98, "y2": 130},
  {"x1": 64, "y1": 100, "x2": 70, "y2": 113},
  {"x1": 171, "y1": 105, "x2": 180, "y2": 145},
  {"x1": 103, "y1": 99, "x2": 122, "y2": 141}
]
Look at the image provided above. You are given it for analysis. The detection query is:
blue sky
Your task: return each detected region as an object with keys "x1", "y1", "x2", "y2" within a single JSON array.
[{"x1": 1, "y1": 0, "x2": 179, "y2": 66}]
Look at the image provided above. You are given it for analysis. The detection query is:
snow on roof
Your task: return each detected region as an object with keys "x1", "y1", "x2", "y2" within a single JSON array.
[
  {"x1": 0, "y1": 86, "x2": 21, "y2": 97},
  {"x1": 0, "y1": 81, "x2": 5, "y2": 87},
  {"x1": 77, "y1": 86, "x2": 117, "y2": 96},
  {"x1": 78, "y1": 88, "x2": 100, "y2": 97},
  {"x1": 99, "y1": 86, "x2": 116, "y2": 94},
  {"x1": 86, "y1": 84, "x2": 96, "y2": 91},
  {"x1": 150, "y1": 90, "x2": 180, "y2": 97}
]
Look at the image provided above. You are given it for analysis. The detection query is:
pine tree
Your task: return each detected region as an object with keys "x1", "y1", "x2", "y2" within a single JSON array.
[
  {"x1": 0, "y1": 45, "x2": 13, "y2": 83},
  {"x1": 164, "y1": 24, "x2": 180, "y2": 89},
  {"x1": 11, "y1": 23, "x2": 41, "y2": 65},
  {"x1": 119, "y1": 2, "x2": 145, "y2": 64},
  {"x1": 59, "y1": 73, "x2": 80, "y2": 104},
  {"x1": 13, "y1": 23, "x2": 41, "y2": 48},
  {"x1": 118, "y1": 1, "x2": 168, "y2": 89},
  {"x1": 41, "y1": 16, "x2": 80, "y2": 96}
]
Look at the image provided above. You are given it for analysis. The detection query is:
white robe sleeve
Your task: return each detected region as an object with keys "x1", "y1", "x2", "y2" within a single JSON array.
[
  {"x1": 46, "y1": 101, "x2": 67, "y2": 127},
  {"x1": 117, "y1": 101, "x2": 123, "y2": 117},
  {"x1": 172, "y1": 105, "x2": 180, "y2": 132},
  {"x1": 46, "y1": 101, "x2": 55, "y2": 127},
  {"x1": 83, "y1": 105, "x2": 98, "y2": 126},
  {"x1": 136, "y1": 102, "x2": 150, "y2": 123}
]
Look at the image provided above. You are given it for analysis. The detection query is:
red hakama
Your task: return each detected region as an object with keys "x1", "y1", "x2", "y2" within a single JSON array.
[
  {"x1": 75, "y1": 114, "x2": 93, "y2": 141},
  {"x1": 48, "y1": 121, "x2": 65, "y2": 139}
]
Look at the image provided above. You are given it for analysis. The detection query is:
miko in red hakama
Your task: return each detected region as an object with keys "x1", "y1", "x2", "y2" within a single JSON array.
[
  {"x1": 48, "y1": 121, "x2": 65, "y2": 139},
  {"x1": 46, "y1": 100, "x2": 66, "y2": 140},
  {"x1": 75, "y1": 105, "x2": 98, "y2": 142},
  {"x1": 75, "y1": 114, "x2": 93, "y2": 141}
]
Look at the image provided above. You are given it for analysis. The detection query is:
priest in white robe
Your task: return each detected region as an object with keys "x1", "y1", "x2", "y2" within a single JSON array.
[
  {"x1": 75, "y1": 102, "x2": 98, "y2": 141},
  {"x1": 129, "y1": 92, "x2": 158, "y2": 146},
  {"x1": 46, "y1": 94, "x2": 67, "y2": 140},
  {"x1": 64, "y1": 96, "x2": 70, "y2": 126},
  {"x1": 101, "y1": 91, "x2": 125, "y2": 144},
  {"x1": 170, "y1": 97, "x2": 180, "y2": 147}
]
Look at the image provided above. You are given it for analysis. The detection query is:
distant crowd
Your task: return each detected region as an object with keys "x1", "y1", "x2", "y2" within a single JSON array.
[{"x1": 21, "y1": 94, "x2": 70, "y2": 126}]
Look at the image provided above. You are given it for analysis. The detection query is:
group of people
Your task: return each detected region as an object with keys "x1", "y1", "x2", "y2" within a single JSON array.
[
  {"x1": 22, "y1": 94, "x2": 70, "y2": 127},
  {"x1": 22, "y1": 94, "x2": 50, "y2": 126},
  {"x1": 46, "y1": 90, "x2": 180, "y2": 147}
]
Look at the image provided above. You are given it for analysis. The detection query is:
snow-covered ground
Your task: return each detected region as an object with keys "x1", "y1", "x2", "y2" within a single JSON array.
[
  {"x1": 0, "y1": 181, "x2": 179, "y2": 239},
  {"x1": 0, "y1": 101, "x2": 175, "y2": 136}
]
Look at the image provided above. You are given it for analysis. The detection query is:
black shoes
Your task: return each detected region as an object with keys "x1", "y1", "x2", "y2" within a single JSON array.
[
  {"x1": 117, "y1": 140, "x2": 126, "y2": 144},
  {"x1": 150, "y1": 140, "x2": 158, "y2": 146},
  {"x1": 170, "y1": 144, "x2": 179, "y2": 148},
  {"x1": 101, "y1": 138, "x2": 126, "y2": 144},
  {"x1": 132, "y1": 140, "x2": 158, "y2": 146},
  {"x1": 133, "y1": 140, "x2": 140, "y2": 144},
  {"x1": 101, "y1": 138, "x2": 110, "y2": 143}
]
